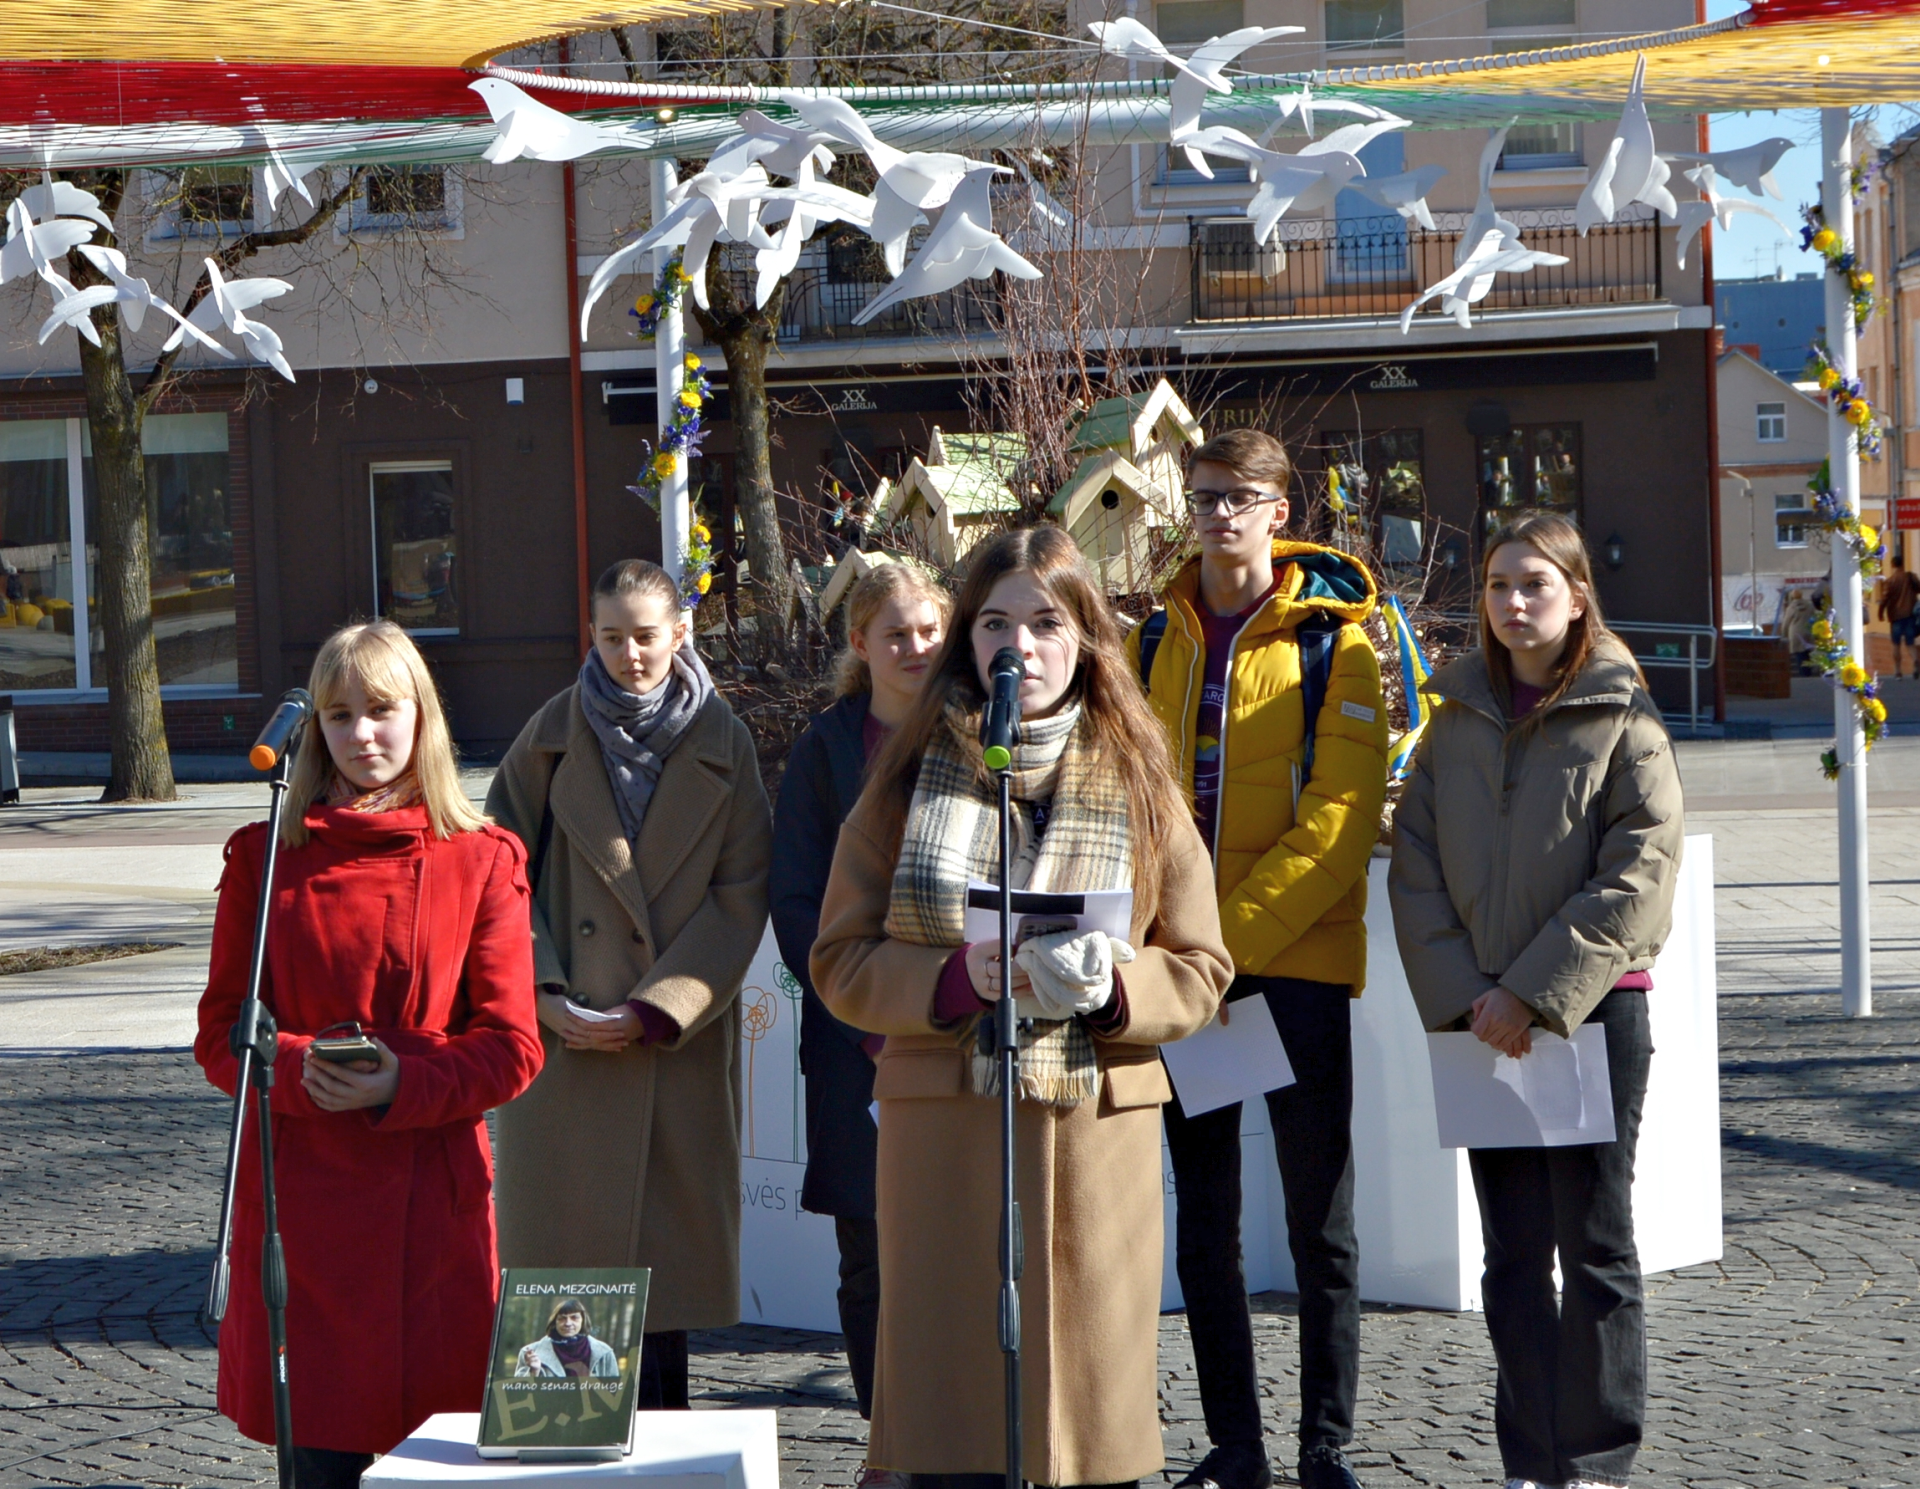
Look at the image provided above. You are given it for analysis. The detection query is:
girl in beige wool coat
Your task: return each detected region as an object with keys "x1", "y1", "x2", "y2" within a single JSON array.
[
  {"x1": 813, "y1": 527, "x2": 1232, "y2": 1487},
  {"x1": 489, "y1": 560, "x2": 771, "y2": 1411}
]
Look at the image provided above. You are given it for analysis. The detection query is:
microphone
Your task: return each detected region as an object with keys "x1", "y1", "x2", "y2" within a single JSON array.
[
  {"x1": 981, "y1": 647, "x2": 1024, "y2": 772},
  {"x1": 249, "y1": 689, "x2": 315, "y2": 772}
]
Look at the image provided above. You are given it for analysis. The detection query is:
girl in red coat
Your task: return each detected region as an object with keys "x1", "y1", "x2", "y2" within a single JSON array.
[{"x1": 196, "y1": 620, "x2": 544, "y2": 1488}]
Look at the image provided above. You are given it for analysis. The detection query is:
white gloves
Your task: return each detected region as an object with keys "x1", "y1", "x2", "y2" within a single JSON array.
[{"x1": 1013, "y1": 929, "x2": 1136, "y2": 1020}]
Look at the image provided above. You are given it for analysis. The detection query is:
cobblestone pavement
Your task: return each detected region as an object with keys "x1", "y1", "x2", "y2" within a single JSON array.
[{"x1": 2, "y1": 749, "x2": 1918, "y2": 1487}]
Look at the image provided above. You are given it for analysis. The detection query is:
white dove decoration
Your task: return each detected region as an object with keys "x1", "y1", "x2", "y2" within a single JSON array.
[
  {"x1": 36, "y1": 244, "x2": 170, "y2": 344},
  {"x1": 1664, "y1": 138, "x2": 1794, "y2": 200},
  {"x1": 1087, "y1": 18, "x2": 1228, "y2": 90},
  {"x1": 19, "y1": 178, "x2": 114, "y2": 233},
  {"x1": 163, "y1": 259, "x2": 296, "y2": 381},
  {"x1": 706, "y1": 109, "x2": 838, "y2": 185},
  {"x1": 852, "y1": 167, "x2": 1040, "y2": 327},
  {"x1": 1401, "y1": 229, "x2": 1569, "y2": 332},
  {"x1": 754, "y1": 155, "x2": 878, "y2": 307},
  {"x1": 1674, "y1": 164, "x2": 1791, "y2": 270},
  {"x1": 1344, "y1": 165, "x2": 1449, "y2": 230},
  {"x1": 1459, "y1": 123, "x2": 1520, "y2": 268},
  {"x1": 1576, "y1": 55, "x2": 1676, "y2": 234},
  {"x1": 0, "y1": 199, "x2": 94, "y2": 289},
  {"x1": 37, "y1": 283, "x2": 118, "y2": 346},
  {"x1": 470, "y1": 78, "x2": 629, "y2": 164},
  {"x1": 1168, "y1": 25, "x2": 1303, "y2": 174}
]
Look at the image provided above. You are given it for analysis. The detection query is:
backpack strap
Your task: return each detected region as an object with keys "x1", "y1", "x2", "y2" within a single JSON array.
[
  {"x1": 1296, "y1": 612, "x2": 1345, "y2": 780},
  {"x1": 1136, "y1": 608, "x2": 1169, "y2": 689}
]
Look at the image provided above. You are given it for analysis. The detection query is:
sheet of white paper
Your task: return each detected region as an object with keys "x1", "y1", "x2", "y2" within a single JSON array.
[
  {"x1": 1159, "y1": 993, "x2": 1297, "y2": 1117},
  {"x1": 962, "y1": 882, "x2": 1134, "y2": 944},
  {"x1": 1427, "y1": 1025, "x2": 1615, "y2": 1148},
  {"x1": 564, "y1": 1001, "x2": 627, "y2": 1026}
]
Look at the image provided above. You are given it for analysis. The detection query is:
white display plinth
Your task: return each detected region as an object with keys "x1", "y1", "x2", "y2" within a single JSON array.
[
  {"x1": 361, "y1": 1411, "x2": 778, "y2": 1488},
  {"x1": 735, "y1": 837, "x2": 1722, "y2": 1319}
]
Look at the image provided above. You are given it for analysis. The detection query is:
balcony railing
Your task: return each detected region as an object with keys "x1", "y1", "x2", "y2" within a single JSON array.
[
  {"x1": 717, "y1": 239, "x2": 996, "y2": 343},
  {"x1": 1189, "y1": 208, "x2": 1664, "y2": 325}
]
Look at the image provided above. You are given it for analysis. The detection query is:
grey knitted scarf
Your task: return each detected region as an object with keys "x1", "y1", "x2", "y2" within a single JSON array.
[{"x1": 578, "y1": 643, "x2": 714, "y2": 843}]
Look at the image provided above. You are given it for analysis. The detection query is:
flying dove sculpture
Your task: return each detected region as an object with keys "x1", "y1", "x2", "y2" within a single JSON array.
[
  {"x1": 851, "y1": 166, "x2": 1040, "y2": 327},
  {"x1": 1087, "y1": 18, "x2": 1229, "y2": 90},
  {"x1": 0, "y1": 198, "x2": 94, "y2": 291},
  {"x1": 1674, "y1": 163, "x2": 1791, "y2": 270},
  {"x1": 162, "y1": 259, "x2": 296, "y2": 380},
  {"x1": 1401, "y1": 229, "x2": 1569, "y2": 332},
  {"x1": 1575, "y1": 55, "x2": 1676, "y2": 233},
  {"x1": 1168, "y1": 25, "x2": 1303, "y2": 175},
  {"x1": 754, "y1": 154, "x2": 879, "y2": 307},
  {"x1": 19, "y1": 177, "x2": 114, "y2": 233},
  {"x1": 707, "y1": 109, "x2": 839, "y2": 184},
  {"x1": 1458, "y1": 122, "x2": 1520, "y2": 268},
  {"x1": 1664, "y1": 138, "x2": 1794, "y2": 200},
  {"x1": 1344, "y1": 165, "x2": 1449, "y2": 230},
  {"x1": 470, "y1": 78, "x2": 631, "y2": 164}
]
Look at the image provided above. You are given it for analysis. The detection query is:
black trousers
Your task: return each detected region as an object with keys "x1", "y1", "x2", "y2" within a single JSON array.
[
  {"x1": 1163, "y1": 976, "x2": 1360, "y2": 1452},
  {"x1": 636, "y1": 1329, "x2": 690, "y2": 1410},
  {"x1": 835, "y1": 1215, "x2": 881, "y2": 1419},
  {"x1": 292, "y1": 1446, "x2": 374, "y2": 1489},
  {"x1": 1468, "y1": 988, "x2": 1653, "y2": 1488}
]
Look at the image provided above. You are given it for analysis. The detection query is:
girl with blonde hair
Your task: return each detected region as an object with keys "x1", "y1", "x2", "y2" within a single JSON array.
[
  {"x1": 1390, "y1": 513, "x2": 1685, "y2": 1489},
  {"x1": 770, "y1": 558, "x2": 950, "y2": 1466},
  {"x1": 811, "y1": 525, "x2": 1233, "y2": 1487},
  {"x1": 196, "y1": 619, "x2": 544, "y2": 1489}
]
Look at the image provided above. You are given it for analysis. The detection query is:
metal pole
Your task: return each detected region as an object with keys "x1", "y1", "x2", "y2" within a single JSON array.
[
  {"x1": 1823, "y1": 107, "x2": 1873, "y2": 1018},
  {"x1": 650, "y1": 157, "x2": 691, "y2": 595},
  {"x1": 995, "y1": 768, "x2": 1022, "y2": 1489}
]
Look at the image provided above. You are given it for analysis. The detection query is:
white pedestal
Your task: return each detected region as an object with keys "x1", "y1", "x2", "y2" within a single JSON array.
[
  {"x1": 361, "y1": 1411, "x2": 778, "y2": 1488},
  {"x1": 737, "y1": 836, "x2": 1723, "y2": 1319}
]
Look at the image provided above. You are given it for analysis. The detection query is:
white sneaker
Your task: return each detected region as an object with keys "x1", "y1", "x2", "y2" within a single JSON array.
[{"x1": 1566, "y1": 1482, "x2": 1625, "y2": 1489}]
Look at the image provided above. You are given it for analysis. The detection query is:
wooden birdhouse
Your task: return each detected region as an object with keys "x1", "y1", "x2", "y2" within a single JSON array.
[
  {"x1": 874, "y1": 426, "x2": 1025, "y2": 568},
  {"x1": 1064, "y1": 378, "x2": 1203, "y2": 528},
  {"x1": 1047, "y1": 449, "x2": 1160, "y2": 595}
]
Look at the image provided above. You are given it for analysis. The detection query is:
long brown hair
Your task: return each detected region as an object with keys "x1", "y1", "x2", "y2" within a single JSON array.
[
  {"x1": 832, "y1": 561, "x2": 953, "y2": 698},
  {"x1": 862, "y1": 526, "x2": 1187, "y2": 921},
  {"x1": 1479, "y1": 513, "x2": 1636, "y2": 729},
  {"x1": 281, "y1": 620, "x2": 487, "y2": 847}
]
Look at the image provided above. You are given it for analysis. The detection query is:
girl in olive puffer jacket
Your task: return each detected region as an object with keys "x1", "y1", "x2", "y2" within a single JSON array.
[{"x1": 1389, "y1": 513, "x2": 1684, "y2": 1489}]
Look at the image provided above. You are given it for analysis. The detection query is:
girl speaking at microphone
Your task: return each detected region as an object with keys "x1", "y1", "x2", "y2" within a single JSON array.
[
  {"x1": 196, "y1": 620, "x2": 545, "y2": 1488},
  {"x1": 1389, "y1": 514, "x2": 1684, "y2": 1489},
  {"x1": 811, "y1": 526, "x2": 1232, "y2": 1488}
]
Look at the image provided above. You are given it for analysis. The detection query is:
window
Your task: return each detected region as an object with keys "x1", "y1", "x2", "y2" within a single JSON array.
[
  {"x1": 1, "y1": 412, "x2": 236, "y2": 694},
  {"x1": 371, "y1": 462, "x2": 459, "y2": 634},
  {"x1": 347, "y1": 166, "x2": 462, "y2": 236},
  {"x1": 1333, "y1": 135, "x2": 1409, "y2": 279},
  {"x1": 1488, "y1": 0, "x2": 1575, "y2": 25},
  {"x1": 1155, "y1": 1, "x2": 1252, "y2": 184},
  {"x1": 1775, "y1": 493, "x2": 1810, "y2": 548},
  {"x1": 151, "y1": 166, "x2": 255, "y2": 240},
  {"x1": 1499, "y1": 120, "x2": 1582, "y2": 169},
  {"x1": 1757, "y1": 402, "x2": 1788, "y2": 442},
  {"x1": 1477, "y1": 424, "x2": 1581, "y2": 534},
  {"x1": 1325, "y1": 0, "x2": 1403, "y2": 51},
  {"x1": 1323, "y1": 429, "x2": 1426, "y2": 570}
]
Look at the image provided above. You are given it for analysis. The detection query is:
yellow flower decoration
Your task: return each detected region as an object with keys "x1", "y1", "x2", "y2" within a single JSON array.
[
  {"x1": 1848, "y1": 399, "x2": 1874, "y2": 426},
  {"x1": 633, "y1": 293, "x2": 655, "y2": 313},
  {"x1": 678, "y1": 387, "x2": 702, "y2": 410},
  {"x1": 684, "y1": 353, "x2": 702, "y2": 371},
  {"x1": 1868, "y1": 697, "x2": 1888, "y2": 722},
  {"x1": 1813, "y1": 227, "x2": 1838, "y2": 252},
  {"x1": 693, "y1": 523, "x2": 711, "y2": 542},
  {"x1": 1839, "y1": 660, "x2": 1868, "y2": 689},
  {"x1": 1860, "y1": 523, "x2": 1879, "y2": 550},
  {"x1": 696, "y1": 571, "x2": 713, "y2": 594},
  {"x1": 652, "y1": 452, "x2": 678, "y2": 478},
  {"x1": 1818, "y1": 366, "x2": 1841, "y2": 390},
  {"x1": 1858, "y1": 270, "x2": 1874, "y2": 289}
]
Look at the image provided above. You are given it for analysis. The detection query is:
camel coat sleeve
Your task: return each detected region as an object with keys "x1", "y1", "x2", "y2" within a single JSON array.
[{"x1": 812, "y1": 794, "x2": 1230, "y2": 1046}]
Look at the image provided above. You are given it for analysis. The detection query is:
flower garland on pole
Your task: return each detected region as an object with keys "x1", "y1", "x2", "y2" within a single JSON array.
[
  {"x1": 628, "y1": 349, "x2": 719, "y2": 609},
  {"x1": 1804, "y1": 456, "x2": 1886, "y2": 579},
  {"x1": 1811, "y1": 609, "x2": 1886, "y2": 780},
  {"x1": 629, "y1": 251, "x2": 692, "y2": 341}
]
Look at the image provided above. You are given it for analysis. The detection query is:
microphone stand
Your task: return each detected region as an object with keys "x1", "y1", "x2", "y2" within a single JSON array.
[
  {"x1": 991, "y1": 754, "x2": 1022, "y2": 1489},
  {"x1": 205, "y1": 744, "x2": 299, "y2": 1489}
]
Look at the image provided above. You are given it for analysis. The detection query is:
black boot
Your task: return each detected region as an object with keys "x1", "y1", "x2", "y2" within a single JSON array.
[
  {"x1": 1175, "y1": 1442, "x2": 1273, "y2": 1489},
  {"x1": 1297, "y1": 1444, "x2": 1362, "y2": 1489}
]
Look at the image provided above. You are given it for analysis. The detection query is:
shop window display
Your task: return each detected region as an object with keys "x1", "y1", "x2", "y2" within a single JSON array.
[
  {"x1": 0, "y1": 419, "x2": 79, "y2": 691},
  {"x1": 1322, "y1": 428, "x2": 1427, "y2": 572},
  {"x1": 371, "y1": 462, "x2": 459, "y2": 634},
  {"x1": 1477, "y1": 423, "x2": 1581, "y2": 536}
]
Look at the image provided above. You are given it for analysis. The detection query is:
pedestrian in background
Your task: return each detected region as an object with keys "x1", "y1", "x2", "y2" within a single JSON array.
[
  {"x1": 196, "y1": 620, "x2": 544, "y2": 1488},
  {"x1": 1389, "y1": 513, "x2": 1684, "y2": 1489},
  {"x1": 812, "y1": 526, "x2": 1232, "y2": 1488},
  {"x1": 770, "y1": 560, "x2": 949, "y2": 1480},
  {"x1": 1878, "y1": 550, "x2": 1919, "y2": 678},
  {"x1": 489, "y1": 559, "x2": 771, "y2": 1411},
  {"x1": 1130, "y1": 428, "x2": 1388, "y2": 1489}
]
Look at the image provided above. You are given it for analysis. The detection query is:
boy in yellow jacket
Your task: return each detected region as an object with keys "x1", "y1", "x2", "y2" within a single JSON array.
[{"x1": 1129, "y1": 429, "x2": 1388, "y2": 1489}]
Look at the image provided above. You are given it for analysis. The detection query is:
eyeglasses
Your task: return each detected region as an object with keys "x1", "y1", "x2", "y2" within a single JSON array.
[{"x1": 1183, "y1": 487, "x2": 1281, "y2": 517}]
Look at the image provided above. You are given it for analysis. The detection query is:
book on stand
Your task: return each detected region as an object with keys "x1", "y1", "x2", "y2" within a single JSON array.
[{"x1": 477, "y1": 1267, "x2": 651, "y2": 1460}]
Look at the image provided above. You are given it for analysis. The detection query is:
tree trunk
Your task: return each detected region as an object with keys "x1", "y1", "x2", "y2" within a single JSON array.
[
  {"x1": 74, "y1": 300, "x2": 175, "y2": 802},
  {"x1": 692, "y1": 260, "x2": 794, "y2": 660}
]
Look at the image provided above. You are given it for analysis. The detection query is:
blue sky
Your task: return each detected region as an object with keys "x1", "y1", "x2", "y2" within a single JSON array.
[{"x1": 1699, "y1": 0, "x2": 1913, "y2": 281}]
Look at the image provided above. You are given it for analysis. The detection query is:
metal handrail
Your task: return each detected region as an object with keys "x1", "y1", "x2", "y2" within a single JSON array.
[{"x1": 1433, "y1": 614, "x2": 1718, "y2": 734}]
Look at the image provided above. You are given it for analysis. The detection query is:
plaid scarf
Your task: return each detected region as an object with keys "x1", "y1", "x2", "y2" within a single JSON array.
[
  {"x1": 885, "y1": 699, "x2": 1132, "y2": 1106},
  {"x1": 326, "y1": 771, "x2": 422, "y2": 813}
]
